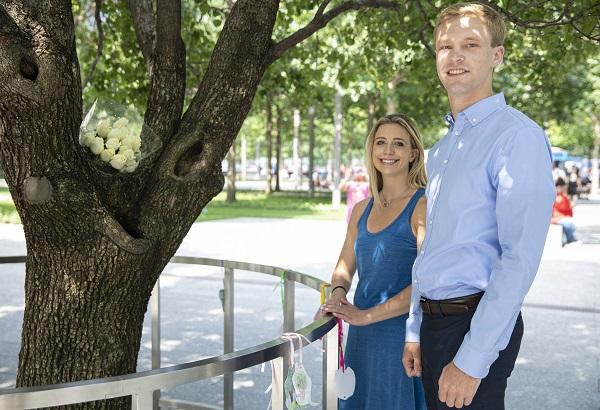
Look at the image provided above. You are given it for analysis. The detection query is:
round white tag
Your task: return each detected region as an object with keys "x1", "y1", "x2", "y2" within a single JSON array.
[{"x1": 334, "y1": 366, "x2": 356, "y2": 400}]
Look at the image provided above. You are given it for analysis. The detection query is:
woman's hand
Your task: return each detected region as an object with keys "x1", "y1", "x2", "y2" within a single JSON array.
[
  {"x1": 323, "y1": 298, "x2": 371, "y2": 326},
  {"x1": 313, "y1": 289, "x2": 347, "y2": 320}
]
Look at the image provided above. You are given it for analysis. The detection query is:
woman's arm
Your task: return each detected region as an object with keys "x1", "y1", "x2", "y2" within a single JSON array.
[
  {"x1": 325, "y1": 196, "x2": 428, "y2": 325},
  {"x1": 328, "y1": 200, "x2": 368, "y2": 297}
]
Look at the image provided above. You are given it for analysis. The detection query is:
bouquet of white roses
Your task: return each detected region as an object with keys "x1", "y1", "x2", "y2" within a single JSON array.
[{"x1": 79, "y1": 100, "x2": 145, "y2": 173}]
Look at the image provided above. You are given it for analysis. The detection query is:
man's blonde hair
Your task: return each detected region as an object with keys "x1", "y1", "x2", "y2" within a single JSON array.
[
  {"x1": 364, "y1": 114, "x2": 427, "y2": 207},
  {"x1": 434, "y1": 2, "x2": 506, "y2": 47}
]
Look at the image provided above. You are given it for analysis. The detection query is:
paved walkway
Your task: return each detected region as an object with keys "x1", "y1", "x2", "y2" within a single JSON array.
[{"x1": 0, "y1": 201, "x2": 598, "y2": 409}]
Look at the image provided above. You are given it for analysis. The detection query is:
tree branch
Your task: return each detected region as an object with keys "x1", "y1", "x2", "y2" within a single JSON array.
[
  {"x1": 481, "y1": 0, "x2": 600, "y2": 30},
  {"x1": 414, "y1": 0, "x2": 435, "y2": 57},
  {"x1": 267, "y1": 0, "x2": 401, "y2": 65},
  {"x1": 142, "y1": 0, "x2": 186, "y2": 148},
  {"x1": 81, "y1": 0, "x2": 104, "y2": 89},
  {"x1": 125, "y1": 0, "x2": 155, "y2": 68}
]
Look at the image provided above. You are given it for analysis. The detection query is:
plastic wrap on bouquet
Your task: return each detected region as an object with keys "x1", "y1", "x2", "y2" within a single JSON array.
[{"x1": 79, "y1": 99, "x2": 159, "y2": 173}]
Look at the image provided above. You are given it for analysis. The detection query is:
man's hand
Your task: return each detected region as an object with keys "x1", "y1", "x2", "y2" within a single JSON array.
[
  {"x1": 402, "y1": 342, "x2": 422, "y2": 377},
  {"x1": 438, "y1": 361, "x2": 481, "y2": 408},
  {"x1": 322, "y1": 298, "x2": 370, "y2": 326}
]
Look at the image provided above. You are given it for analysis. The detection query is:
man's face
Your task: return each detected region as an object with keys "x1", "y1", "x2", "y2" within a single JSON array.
[{"x1": 435, "y1": 15, "x2": 504, "y2": 103}]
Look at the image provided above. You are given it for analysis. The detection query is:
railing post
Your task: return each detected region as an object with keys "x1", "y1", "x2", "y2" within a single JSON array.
[
  {"x1": 271, "y1": 356, "x2": 285, "y2": 410},
  {"x1": 323, "y1": 321, "x2": 339, "y2": 410},
  {"x1": 150, "y1": 278, "x2": 161, "y2": 409},
  {"x1": 281, "y1": 272, "x2": 296, "y2": 409},
  {"x1": 223, "y1": 267, "x2": 235, "y2": 410},
  {"x1": 283, "y1": 273, "x2": 295, "y2": 332},
  {"x1": 132, "y1": 391, "x2": 154, "y2": 410}
]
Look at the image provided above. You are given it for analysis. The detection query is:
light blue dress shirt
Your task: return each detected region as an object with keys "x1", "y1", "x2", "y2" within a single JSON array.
[{"x1": 406, "y1": 93, "x2": 555, "y2": 379}]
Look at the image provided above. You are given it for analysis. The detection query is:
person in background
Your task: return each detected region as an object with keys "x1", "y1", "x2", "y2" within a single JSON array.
[
  {"x1": 567, "y1": 165, "x2": 581, "y2": 203},
  {"x1": 339, "y1": 167, "x2": 370, "y2": 223},
  {"x1": 552, "y1": 177, "x2": 579, "y2": 245},
  {"x1": 319, "y1": 113, "x2": 428, "y2": 410}
]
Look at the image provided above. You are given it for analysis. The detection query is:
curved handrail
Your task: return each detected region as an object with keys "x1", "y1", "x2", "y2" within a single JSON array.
[{"x1": 0, "y1": 255, "x2": 335, "y2": 409}]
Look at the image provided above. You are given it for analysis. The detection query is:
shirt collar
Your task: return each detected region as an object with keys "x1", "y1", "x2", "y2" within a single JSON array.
[{"x1": 444, "y1": 92, "x2": 507, "y2": 128}]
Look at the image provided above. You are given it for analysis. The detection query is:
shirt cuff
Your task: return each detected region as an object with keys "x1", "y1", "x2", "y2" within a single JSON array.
[
  {"x1": 405, "y1": 314, "x2": 422, "y2": 343},
  {"x1": 453, "y1": 339, "x2": 498, "y2": 379}
]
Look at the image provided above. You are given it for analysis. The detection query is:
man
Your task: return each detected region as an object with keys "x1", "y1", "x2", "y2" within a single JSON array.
[{"x1": 402, "y1": 3, "x2": 555, "y2": 409}]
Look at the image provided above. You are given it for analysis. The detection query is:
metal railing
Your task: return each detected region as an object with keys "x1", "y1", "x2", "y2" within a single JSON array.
[{"x1": 0, "y1": 256, "x2": 339, "y2": 409}]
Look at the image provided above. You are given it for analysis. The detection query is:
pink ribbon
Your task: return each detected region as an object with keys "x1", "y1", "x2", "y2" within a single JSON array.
[{"x1": 337, "y1": 318, "x2": 345, "y2": 373}]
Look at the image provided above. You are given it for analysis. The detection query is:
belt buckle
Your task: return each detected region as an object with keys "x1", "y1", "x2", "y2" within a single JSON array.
[{"x1": 421, "y1": 298, "x2": 431, "y2": 315}]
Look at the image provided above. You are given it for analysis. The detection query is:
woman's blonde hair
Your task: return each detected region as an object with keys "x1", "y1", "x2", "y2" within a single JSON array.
[
  {"x1": 364, "y1": 114, "x2": 427, "y2": 206},
  {"x1": 434, "y1": 2, "x2": 506, "y2": 47}
]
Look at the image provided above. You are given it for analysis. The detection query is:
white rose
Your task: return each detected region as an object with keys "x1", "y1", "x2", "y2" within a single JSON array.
[
  {"x1": 81, "y1": 133, "x2": 96, "y2": 148},
  {"x1": 121, "y1": 135, "x2": 142, "y2": 152},
  {"x1": 109, "y1": 154, "x2": 127, "y2": 170},
  {"x1": 113, "y1": 117, "x2": 129, "y2": 128},
  {"x1": 96, "y1": 120, "x2": 111, "y2": 139},
  {"x1": 119, "y1": 147, "x2": 135, "y2": 161},
  {"x1": 123, "y1": 159, "x2": 138, "y2": 173},
  {"x1": 105, "y1": 138, "x2": 121, "y2": 151},
  {"x1": 79, "y1": 130, "x2": 94, "y2": 145},
  {"x1": 90, "y1": 137, "x2": 105, "y2": 154},
  {"x1": 99, "y1": 148, "x2": 115, "y2": 162},
  {"x1": 107, "y1": 127, "x2": 127, "y2": 141}
]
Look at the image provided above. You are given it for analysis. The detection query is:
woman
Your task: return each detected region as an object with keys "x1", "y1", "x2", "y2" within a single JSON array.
[
  {"x1": 339, "y1": 167, "x2": 370, "y2": 223},
  {"x1": 321, "y1": 114, "x2": 427, "y2": 409},
  {"x1": 552, "y1": 177, "x2": 578, "y2": 245}
]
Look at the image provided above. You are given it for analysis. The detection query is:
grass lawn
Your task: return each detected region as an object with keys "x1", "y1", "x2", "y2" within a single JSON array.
[
  {"x1": 0, "y1": 187, "x2": 345, "y2": 223},
  {"x1": 199, "y1": 190, "x2": 345, "y2": 221}
]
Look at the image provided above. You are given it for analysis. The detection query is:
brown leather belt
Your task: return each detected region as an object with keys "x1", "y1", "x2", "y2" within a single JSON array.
[{"x1": 420, "y1": 291, "x2": 484, "y2": 316}]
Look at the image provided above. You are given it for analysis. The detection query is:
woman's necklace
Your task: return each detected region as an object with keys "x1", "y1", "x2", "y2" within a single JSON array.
[
  {"x1": 380, "y1": 192, "x2": 391, "y2": 208},
  {"x1": 380, "y1": 189, "x2": 411, "y2": 208}
]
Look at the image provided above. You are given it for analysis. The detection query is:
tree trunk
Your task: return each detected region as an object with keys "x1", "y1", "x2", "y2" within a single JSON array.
[
  {"x1": 240, "y1": 135, "x2": 247, "y2": 181},
  {"x1": 266, "y1": 93, "x2": 273, "y2": 194},
  {"x1": 0, "y1": 2, "x2": 280, "y2": 409},
  {"x1": 308, "y1": 106, "x2": 316, "y2": 197},
  {"x1": 275, "y1": 104, "x2": 282, "y2": 192},
  {"x1": 332, "y1": 90, "x2": 343, "y2": 208},
  {"x1": 293, "y1": 108, "x2": 302, "y2": 189},
  {"x1": 368, "y1": 95, "x2": 376, "y2": 132},
  {"x1": 226, "y1": 145, "x2": 237, "y2": 203}
]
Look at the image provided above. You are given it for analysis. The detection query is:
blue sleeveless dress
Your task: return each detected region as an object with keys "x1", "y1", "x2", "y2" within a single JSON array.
[{"x1": 340, "y1": 189, "x2": 426, "y2": 410}]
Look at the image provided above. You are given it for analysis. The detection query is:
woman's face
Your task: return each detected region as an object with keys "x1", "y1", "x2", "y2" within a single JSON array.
[{"x1": 371, "y1": 123, "x2": 416, "y2": 178}]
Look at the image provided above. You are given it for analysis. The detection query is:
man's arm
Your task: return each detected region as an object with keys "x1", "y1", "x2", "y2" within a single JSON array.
[{"x1": 453, "y1": 126, "x2": 555, "y2": 378}]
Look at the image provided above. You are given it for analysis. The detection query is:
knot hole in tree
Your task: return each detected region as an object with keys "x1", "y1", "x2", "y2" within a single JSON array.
[
  {"x1": 19, "y1": 55, "x2": 38, "y2": 81},
  {"x1": 174, "y1": 140, "x2": 204, "y2": 176}
]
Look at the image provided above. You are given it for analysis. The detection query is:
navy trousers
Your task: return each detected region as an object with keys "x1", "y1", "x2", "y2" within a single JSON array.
[{"x1": 420, "y1": 310, "x2": 524, "y2": 409}]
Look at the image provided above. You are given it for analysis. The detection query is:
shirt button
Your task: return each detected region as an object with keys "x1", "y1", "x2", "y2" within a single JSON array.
[
  {"x1": 420, "y1": 250, "x2": 425, "y2": 255},
  {"x1": 413, "y1": 280, "x2": 418, "y2": 284},
  {"x1": 443, "y1": 159, "x2": 448, "y2": 164},
  {"x1": 454, "y1": 131, "x2": 459, "y2": 136},
  {"x1": 473, "y1": 118, "x2": 477, "y2": 122},
  {"x1": 429, "y1": 220, "x2": 433, "y2": 225}
]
